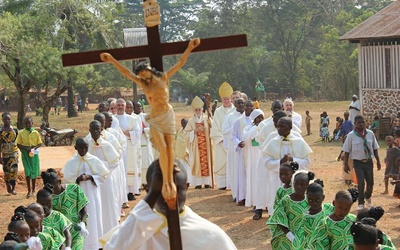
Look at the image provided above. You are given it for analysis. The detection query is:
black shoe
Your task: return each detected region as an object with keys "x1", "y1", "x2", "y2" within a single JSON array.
[
  {"x1": 127, "y1": 193, "x2": 136, "y2": 201},
  {"x1": 195, "y1": 185, "x2": 202, "y2": 189},
  {"x1": 204, "y1": 185, "x2": 211, "y2": 189},
  {"x1": 218, "y1": 187, "x2": 227, "y2": 190},
  {"x1": 253, "y1": 211, "x2": 262, "y2": 220}
]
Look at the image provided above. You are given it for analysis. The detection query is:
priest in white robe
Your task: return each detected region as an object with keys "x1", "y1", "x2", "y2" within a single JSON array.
[
  {"x1": 134, "y1": 102, "x2": 154, "y2": 185},
  {"x1": 62, "y1": 137, "x2": 110, "y2": 250},
  {"x1": 102, "y1": 159, "x2": 237, "y2": 250},
  {"x1": 210, "y1": 82, "x2": 234, "y2": 189},
  {"x1": 175, "y1": 118, "x2": 192, "y2": 185},
  {"x1": 222, "y1": 98, "x2": 245, "y2": 198},
  {"x1": 87, "y1": 120, "x2": 120, "y2": 235},
  {"x1": 114, "y1": 98, "x2": 142, "y2": 200},
  {"x1": 283, "y1": 98, "x2": 302, "y2": 129},
  {"x1": 242, "y1": 109, "x2": 264, "y2": 208},
  {"x1": 184, "y1": 96, "x2": 213, "y2": 188},
  {"x1": 255, "y1": 100, "x2": 283, "y2": 143},
  {"x1": 262, "y1": 117, "x2": 312, "y2": 215},
  {"x1": 231, "y1": 100, "x2": 253, "y2": 205}
]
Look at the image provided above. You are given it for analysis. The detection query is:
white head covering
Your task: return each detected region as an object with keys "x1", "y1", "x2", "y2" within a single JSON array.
[
  {"x1": 352, "y1": 94, "x2": 358, "y2": 99},
  {"x1": 250, "y1": 109, "x2": 264, "y2": 122}
]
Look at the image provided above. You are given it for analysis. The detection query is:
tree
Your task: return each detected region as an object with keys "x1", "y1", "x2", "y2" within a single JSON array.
[{"x1": 170, "y1": 68, "x2": 210, "y2": 100}]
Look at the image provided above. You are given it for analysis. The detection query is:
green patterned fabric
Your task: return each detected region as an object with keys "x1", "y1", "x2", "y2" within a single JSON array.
[
  {"x1": 273, "y1": 186, "x2": 293, "y2": 211},
  {"x1": 309, "y1": 213, "x2": 356, "y2": 250},
  {"x1": 382, "y1": 233, "x2": 396, "y2": 249},
  {"x1": 380, "y1": 244, "x2": 396, "y2": 250},
  {"x1": 52, "y1": 184, "x2": 89, "y2": 250},
  {"x1": 39, "y1": 226, "x2": 64, "y2": 250},
  {"x1": 43, "y1": 210, "x2": 72, "y2": 247},
  {"x1": 292, "y1": 203, "x2": 334, "y2": 250},
  {"x1": 267, "y1": 195, "x2": 309, "y2": 250}
]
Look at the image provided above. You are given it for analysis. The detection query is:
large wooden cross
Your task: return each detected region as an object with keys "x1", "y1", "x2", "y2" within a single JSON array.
[{"x1": 62, "y1": 1, "x2": 247, "y2": 249}]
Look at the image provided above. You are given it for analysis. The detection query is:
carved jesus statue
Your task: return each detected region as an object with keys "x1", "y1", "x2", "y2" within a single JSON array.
[{"x1": 100, "y1": 38, "x2": 200, "y2": 210}]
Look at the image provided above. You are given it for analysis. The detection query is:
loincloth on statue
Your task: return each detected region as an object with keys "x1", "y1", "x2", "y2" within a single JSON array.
[{"x1": 146, "y1": 107, "x2": 176, "y2": 150}]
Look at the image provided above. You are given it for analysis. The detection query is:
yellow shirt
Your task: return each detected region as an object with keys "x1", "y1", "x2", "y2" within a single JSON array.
[
  {"x1": 254, "y1": 100, "x2": 260, "y2": 109},
  {"x1": 16, "y1": 129, "x2": 42, "y2": 147}
]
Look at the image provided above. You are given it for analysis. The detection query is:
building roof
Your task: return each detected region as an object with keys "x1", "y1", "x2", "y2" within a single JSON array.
[{"x1": 340, "y1": 0, "x2": 400, "y2": 42}]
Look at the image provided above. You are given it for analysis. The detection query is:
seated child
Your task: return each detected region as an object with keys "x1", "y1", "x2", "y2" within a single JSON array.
[
  {"x1": 267, "y1": 170, "x2": 314, "y2": 249},
  {"x1": 309, "y1": 188, "x2": 359, "y2": 249}
]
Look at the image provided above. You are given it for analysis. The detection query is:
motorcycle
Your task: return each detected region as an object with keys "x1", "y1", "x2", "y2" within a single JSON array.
[{"x1": 40, "y1": 120, "x2": 78, "y2": 146}]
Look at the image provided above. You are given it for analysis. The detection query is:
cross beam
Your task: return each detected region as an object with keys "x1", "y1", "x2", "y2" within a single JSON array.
[{"x1": 62, "y1": 34, "x2": 247, "y2": 69}]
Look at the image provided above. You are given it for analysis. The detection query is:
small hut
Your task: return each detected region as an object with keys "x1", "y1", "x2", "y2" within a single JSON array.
[
  {"x1": 123, "y1": 28, "x2": 148, "y2": 102},
  {"x1": 340, "y1": 1, "x2": 400, "y2": 121}
]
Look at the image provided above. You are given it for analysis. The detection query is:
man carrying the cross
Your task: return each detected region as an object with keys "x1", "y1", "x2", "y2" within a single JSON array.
[{"x1": 100, "y1": 38, "x2": 200, "y2": 209}]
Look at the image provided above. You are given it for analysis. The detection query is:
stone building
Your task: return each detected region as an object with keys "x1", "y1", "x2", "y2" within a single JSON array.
[{"x1": 340, "y1": 1, "x2": 400, "y2": 122}]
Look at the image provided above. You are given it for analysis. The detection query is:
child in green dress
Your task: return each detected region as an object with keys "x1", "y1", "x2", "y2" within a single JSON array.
[
  {"x1": 267, "y1": 170, "x2": 315, "y2": 249},
  {"x1": 309, "y1": 188, "x2": 359, "y2": 250},
  {"x1": 16, "y1": 116, "x2": 42, "y2": 198},
  {"x1": 350, "y1": 220, "x2": 395, "y2": 250},
  {"x1": 37, "y1": 183, "x2": 72, "y2": 250},
  {"x1": 293, "y1": 180, "x2": 334, "y2": 250},
  {"x1": 41, "y1": 168, "x2": 89, "y2": 250},
  {"x1": 356, "y1": 206, "x2": 395, "y2": 249},
  {"x1": 273, "y1": 161, "x2": 299, "y2": 211}
]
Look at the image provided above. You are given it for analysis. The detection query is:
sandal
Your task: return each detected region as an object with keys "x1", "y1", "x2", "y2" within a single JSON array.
[
  {"x1": 26, "y1": 192, "x2": 32, "y2": 198},
  {"x1": 12, "y1": 191, "x2": 17, "y2": 195},
  {"x1": 253, "y1": 212, "x2": 262, "y2": 220}
]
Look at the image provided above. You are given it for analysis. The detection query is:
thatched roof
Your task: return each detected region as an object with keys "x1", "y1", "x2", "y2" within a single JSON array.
[{"x1": 340, "y1": 0, "x2": 400, "y2": 42}]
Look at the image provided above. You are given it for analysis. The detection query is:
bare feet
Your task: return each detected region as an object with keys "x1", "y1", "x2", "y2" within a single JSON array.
[
  {"x1": 162, "y1": 182, "x2": 177, "y2": 210},
  {"x1": 381, "y1": 191, "x2": 388, "y2": 195}
]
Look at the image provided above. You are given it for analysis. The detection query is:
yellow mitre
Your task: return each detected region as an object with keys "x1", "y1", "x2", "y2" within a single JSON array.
[
  {"x1": 219, "y1": 82, "x2": 233, "y2": 98},
  {"x1": 191, "y1": 96, "x2": 204, "y2": 109}
]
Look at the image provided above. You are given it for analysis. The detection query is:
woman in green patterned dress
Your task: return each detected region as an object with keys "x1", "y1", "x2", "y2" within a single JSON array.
[
  {"x1": 41, "y1": 168, "x2": 89, "y2": 250},
  {"x1": 309, "y1": 188, "x2": 359, "y2": 250},
  {"x1": 267, "y1": 170, "x2": 315, "y2": 249},
  {"x1": 37, "y1": 183, "x2": 72, "y2": 250},
  {"x1": 350, "y1": 221, "x2": 396, "y2": 250},
  {"x1": 356, "y1": 207, "x2": 396, "y2": 249},
  {"x1": 293, "y1": 180, "x2": 334, "y2": 250},
  {"x1": 0, "y1": 112, "x2": 19, "y2": 195}
]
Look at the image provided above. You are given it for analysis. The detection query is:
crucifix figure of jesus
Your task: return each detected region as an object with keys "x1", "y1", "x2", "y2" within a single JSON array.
[{"x1": 100, "y1": 38, "x2": 200, "y2": 210}]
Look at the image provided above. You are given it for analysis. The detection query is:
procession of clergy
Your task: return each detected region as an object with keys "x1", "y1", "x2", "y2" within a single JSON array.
[{"x1": 61, "y1": 81, "x2": 310, "y2": 249}]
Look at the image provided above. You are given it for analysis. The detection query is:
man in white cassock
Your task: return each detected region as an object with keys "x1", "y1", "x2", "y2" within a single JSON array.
[
  {"x1": 93, "y1": 113, "x2": 128, "y2": 216},
  {"x1": 103, "y1": 111, "x2": 129, "y2": 209},
  {"x1": 175, "y1": 118, "x2": 192, "y2": 185},
  {"x1": 222, "y1": 98, "x2": 245, "y2": 199},
  {"x1": 102, "y1": 160, "x2": 237, "y2": 250},
  {"x1": 283, "y1": 98, "x2": 302, "y2": 129},
  {"x1": 210, "y1": 82, "x2": 234, "y2": 189},
  {"x1": 87, "y1": 120, "x2": 120, "y2": 236},
  {"x1": 231, "y1": 100, "x2": 253, "y2": 205},
  {"x1": 62, "y1": 137, "x2": 109, "y2": 250},
  {"x1": 348, "y1": 94, "x2": 360, "y2": 124},
  {"x1": 262, "y1": 117, "x2": 312, "y2": 215},
  {"x1": 184, "y1": 96, "x2": 213, "y2": 188},
  {"x1": 114, "y1": 98, "x2": 142, "y2": 200},
  {"x1": 242, "y1": 109, "x2": 264, "y2": 209},
  {"x1": 133, "y1": 102, "x2": 154, "y2": 185}
]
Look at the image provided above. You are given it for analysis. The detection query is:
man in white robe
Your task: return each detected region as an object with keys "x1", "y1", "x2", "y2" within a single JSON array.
[
  {"x1": 255, "y1": 100, "x2": 283, "y2": 144},
  {"x1": 349, "y1": 94, "x2": 361, "y2": 124},
  {"x1": 210, "y1": 82, "x2": 234, "y2": 189},
  {"x1": 87, "y1": 120, "x2": 120, "y2": 236},
  {"x1": 114, "y1": 98, "x2": 142, "y2": 200},
  {"x1": 283, "y1": 98, "x2": 302, "y2": 129},
  {"x1": 242, "y1": 109, "x2": 264, "y2": 208},
  {"x1": 102, "y1": 160, "x2": 237, "y2": 250},
  {"x1": 175, "y1": 118, "x2": 192, "y2": 185},
  {"x1": 184, "y1": 96, "x2": 213, "y2": 188},
  {"x1": 263, "y1": 117, "x2": 312, "y2": 215},
  {"x1": 231, "y1": 100, "x2": 253, "y2": 205},
  {"x1": 61, "y1": 137, "x2": 109, "y2": 250},
  {"x1": 222, "y1": 98, "x2": 245, "y2": 199},
  {"x1": 134, "y1": 102, "x2": 154, "y2": 185},
  {"x1": 93, "y1": 113, "x2": 128, "y2": 215}
]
